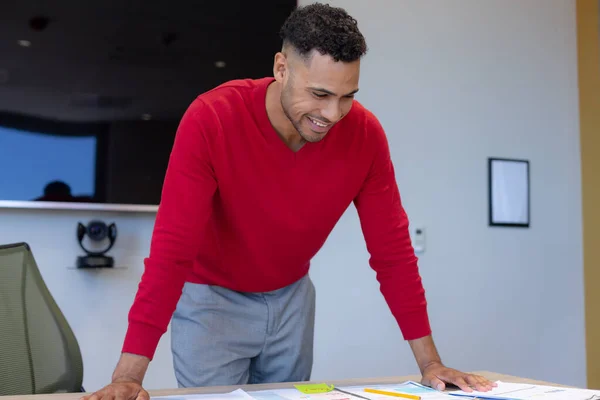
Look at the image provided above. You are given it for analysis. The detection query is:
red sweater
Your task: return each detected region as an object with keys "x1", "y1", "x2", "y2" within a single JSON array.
[{"x1": 123, "y1": 77, "x2": 431, "y2": 359}]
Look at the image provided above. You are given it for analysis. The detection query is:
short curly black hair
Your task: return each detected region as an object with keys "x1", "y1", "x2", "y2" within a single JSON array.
[{"x1": 279, "y1": 3, "x2": 367, "y2": 63}]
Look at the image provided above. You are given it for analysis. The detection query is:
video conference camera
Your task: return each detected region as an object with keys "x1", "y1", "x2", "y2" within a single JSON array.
[{"x1": 76, "y1": 220, "x2": 117, "y2": 268}]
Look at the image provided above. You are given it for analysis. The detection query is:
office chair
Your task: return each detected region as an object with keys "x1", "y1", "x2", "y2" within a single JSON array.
[{"x1": 0, "y1": 242, "x2": 84, "y2": 395}]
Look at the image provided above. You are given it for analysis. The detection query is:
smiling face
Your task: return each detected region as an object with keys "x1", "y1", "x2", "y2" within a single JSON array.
[{"x1": 273, "y1": 47, "x2": 360, "y2": 144}]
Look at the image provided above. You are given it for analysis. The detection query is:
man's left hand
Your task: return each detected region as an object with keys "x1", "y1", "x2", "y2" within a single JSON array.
[{"x1": 420, "y1": 362, "x2": 497, "y2": 393}]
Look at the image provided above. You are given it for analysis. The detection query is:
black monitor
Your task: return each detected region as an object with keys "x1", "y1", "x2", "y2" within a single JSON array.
[{"x1": 0, "y1": 0, "x2": 296, "y2": 210}]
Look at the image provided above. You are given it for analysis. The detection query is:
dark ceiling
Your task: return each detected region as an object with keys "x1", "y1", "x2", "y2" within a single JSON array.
[{"x1": 0, "y1": 0, "x2": 298, "y2": 122}]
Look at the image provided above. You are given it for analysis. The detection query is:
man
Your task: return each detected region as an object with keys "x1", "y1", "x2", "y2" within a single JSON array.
[{"x1": 83, "y1": 4, "x2": 495, "y2": 400}]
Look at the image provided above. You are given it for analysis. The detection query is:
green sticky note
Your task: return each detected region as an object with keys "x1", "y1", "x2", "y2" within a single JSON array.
[{"x1": 294, "y1": 383, "x2": 335, "y2": 394}]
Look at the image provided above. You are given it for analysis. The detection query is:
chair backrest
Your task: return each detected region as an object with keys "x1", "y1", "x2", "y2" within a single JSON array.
[{"x1": 0, "y1": 242, "x2": 84, "y2": 395}]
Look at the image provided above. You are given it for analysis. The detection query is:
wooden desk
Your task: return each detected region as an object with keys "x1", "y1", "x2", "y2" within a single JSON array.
[{"x1": 1, "y1": 371, "x2": 564, "y2": 400}]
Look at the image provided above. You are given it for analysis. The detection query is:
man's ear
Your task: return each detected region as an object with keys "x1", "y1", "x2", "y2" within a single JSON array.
[{"x1": 273, "y1": 51, "x2": 287, "y2": 83}]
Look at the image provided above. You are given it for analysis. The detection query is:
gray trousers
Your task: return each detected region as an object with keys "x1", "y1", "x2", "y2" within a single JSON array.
[{"x1": 171, "y1": 274, "x2": 316, "y2": 387}]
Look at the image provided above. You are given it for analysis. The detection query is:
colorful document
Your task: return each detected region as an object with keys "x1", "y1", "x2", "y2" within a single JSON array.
[
  {"x1": 448, "y1": 381, "x2": 600, "y2": 400},
  {"x1": 250, "y1": 382, "x2": 456, "y2": 400}
]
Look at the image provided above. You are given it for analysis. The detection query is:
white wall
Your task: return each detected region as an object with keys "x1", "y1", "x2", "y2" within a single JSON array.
[{"x1": 0, "y1": 0, "x2": 586, "y2": 392}]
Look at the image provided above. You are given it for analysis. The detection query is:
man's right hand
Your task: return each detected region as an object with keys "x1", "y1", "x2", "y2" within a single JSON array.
[
  {"x1": 80, "y1": 379, "x2": 149, "y2": 400},
  {"x1": 80, "y1": 353, "x2": 151, "y2": 400}
]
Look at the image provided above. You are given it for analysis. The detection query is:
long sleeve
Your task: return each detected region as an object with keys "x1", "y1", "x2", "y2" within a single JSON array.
[
  {"x1": 353, "y1": 115, "x2": 431, "y2": 340},
  {"x1": 122, "y1": 100, "x2": 218, "y2": 359}
]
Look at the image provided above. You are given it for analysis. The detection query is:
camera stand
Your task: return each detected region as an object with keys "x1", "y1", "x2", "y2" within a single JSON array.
[{"x1": 76, "y1": 254, "x2": 114, "y2": 268}]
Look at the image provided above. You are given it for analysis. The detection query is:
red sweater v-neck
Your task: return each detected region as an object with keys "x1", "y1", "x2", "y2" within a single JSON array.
[{"x1": 123, "y1": 77, "x2": 431, "y2": 359}]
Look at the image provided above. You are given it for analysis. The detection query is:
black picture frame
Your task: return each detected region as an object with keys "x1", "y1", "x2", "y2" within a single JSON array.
[{"x1": 488, "y1": 157, "x2": 530, "y2": 228}]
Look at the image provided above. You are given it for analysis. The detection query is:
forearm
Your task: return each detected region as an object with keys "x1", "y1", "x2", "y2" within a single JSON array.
[
  {"x1": 408, "y1": 335, "x2": 443, "y2": 374},
  {"x1": 111, "y1": 353, "x2": 151, "y2": 384},
  {"x1": 121, "y1": 100, "x2": 218, "y2": 359}
]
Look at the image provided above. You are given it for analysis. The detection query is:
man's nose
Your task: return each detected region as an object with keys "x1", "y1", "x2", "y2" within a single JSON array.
[{"x1": 321, "y1": 100, "x2": 342, "y2": 123}]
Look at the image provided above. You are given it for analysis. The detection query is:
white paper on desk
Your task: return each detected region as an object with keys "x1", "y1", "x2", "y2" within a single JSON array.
[
  {"x1": 448, "y1": 381, "x2": 600, "y2": 400},
  {"x1": 153, "y1": 388, "x2": 257, "y2": 400},
  {"x1": 250, "y1": 382, "x2": 456, "y2": 400}
]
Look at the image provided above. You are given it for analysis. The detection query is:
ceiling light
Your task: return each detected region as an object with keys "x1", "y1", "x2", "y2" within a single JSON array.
[
  {"x1": 214, "y1": 61, "x2": 226, "y2": 68},
  {"x1": 141, "y1": 113, "x2": 152, "y2": 121},
  {"x1": 18, "y1": 40, "x2": 31, "y2": 47}
]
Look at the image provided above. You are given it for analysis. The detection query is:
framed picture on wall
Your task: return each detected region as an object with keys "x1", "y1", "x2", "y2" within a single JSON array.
[{"x1": 488, "y1": 157, "x2": 530, "y2": 227}]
